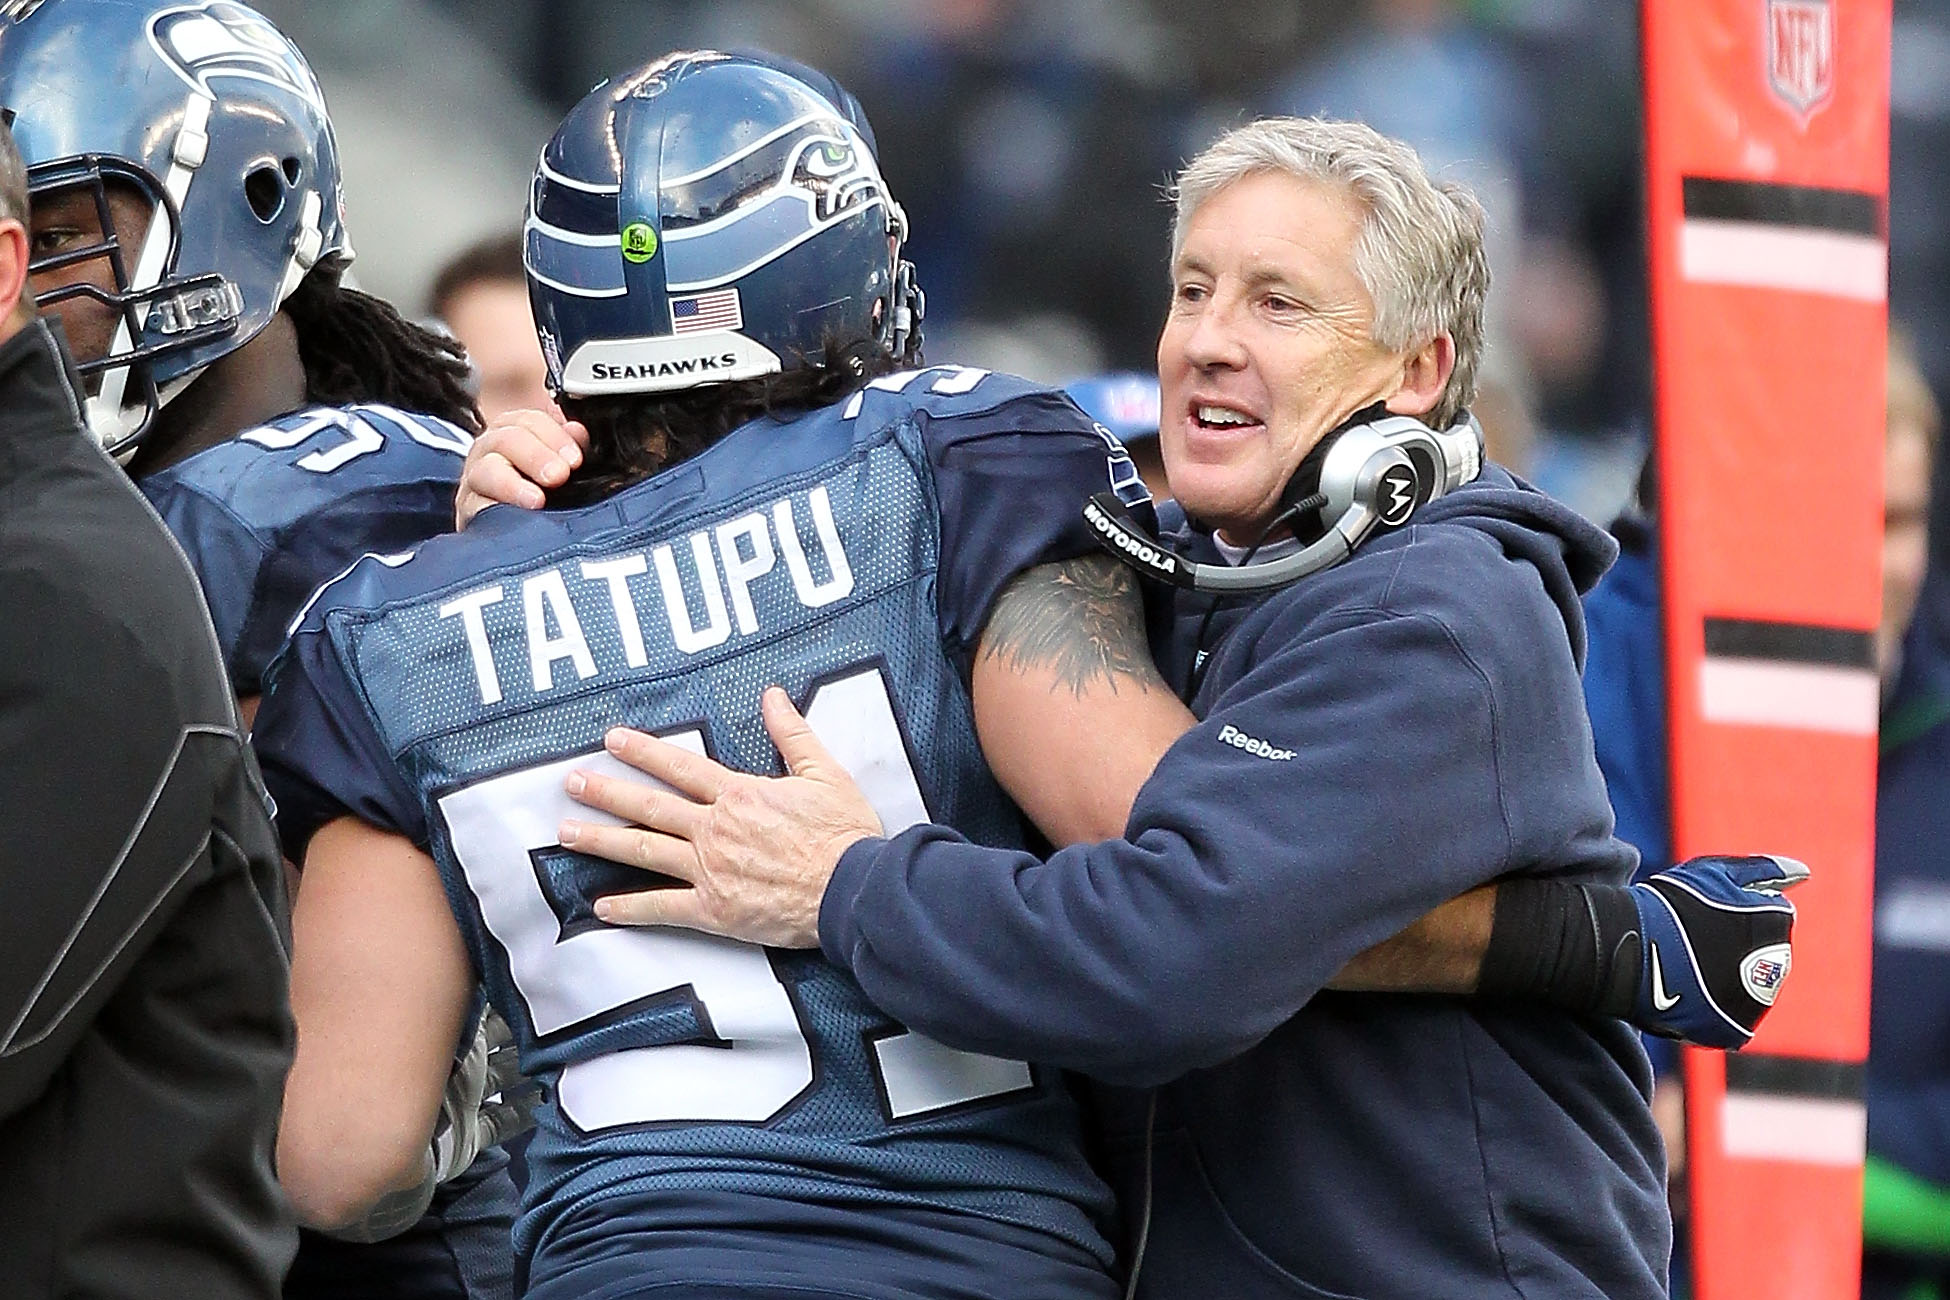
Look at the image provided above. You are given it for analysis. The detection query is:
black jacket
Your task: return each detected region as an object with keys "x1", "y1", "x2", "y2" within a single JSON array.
[{"x1": 0, "y1": 319, "x2": 296, "y2": 1297}]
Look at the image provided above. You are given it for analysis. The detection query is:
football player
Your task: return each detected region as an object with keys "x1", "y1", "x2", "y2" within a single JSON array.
[
  {"x1": 0, "y1": 2, "x2": 522, "y2": 1297},
  {"x1": 253, "y1": 49, "x2": 1192, "y2": 1300}
]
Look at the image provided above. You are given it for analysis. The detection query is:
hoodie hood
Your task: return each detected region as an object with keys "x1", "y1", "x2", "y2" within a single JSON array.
[{"x1": 1408, "y1": 464, "x2": 1618, "y2": 662}]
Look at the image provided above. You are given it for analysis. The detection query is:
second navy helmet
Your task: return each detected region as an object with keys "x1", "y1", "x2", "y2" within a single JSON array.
[{"x1": 0, "y1": 0, "x2": 351, "y2": 455}]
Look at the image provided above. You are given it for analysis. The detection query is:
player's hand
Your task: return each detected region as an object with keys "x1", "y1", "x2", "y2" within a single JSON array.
[
  {"x1": 432, "y1": 1008, "x2": 540, "y2": 1179},
  {"x1": 1629, "y1": 854, "x2": 1807, "y2": 1049},
  {"x1": 562, "y1": 687, "x2": 884, "y2": 948},
  {"x1": 455, "y1": 408, "x2": 588, "y2": 528}
]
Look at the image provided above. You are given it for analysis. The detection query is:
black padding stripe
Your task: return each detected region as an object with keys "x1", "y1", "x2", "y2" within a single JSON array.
[
  {"x1": 1724, "y1": 1053, "x2": 1864, "y2": 1101},
  {"x1": 1682, "y1": 177, "x2": 1882, "y2": 236},
  {"x1": 1703, "y1": 617, "x2": 1875, "y2": 669}
]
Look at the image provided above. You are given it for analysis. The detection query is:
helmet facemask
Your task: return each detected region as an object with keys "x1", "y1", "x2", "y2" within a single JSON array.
[
  {"x1": 1, "y1": 0, "x2": 353, "y2": 459},
  {"x1": 28, "y1": 157, "x2": 244, "y2": 458}
]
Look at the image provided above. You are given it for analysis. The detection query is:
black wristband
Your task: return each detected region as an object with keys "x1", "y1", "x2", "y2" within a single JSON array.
[{"x1": 1477, "y1": 878, "x2": 1642, "y2": 1018}]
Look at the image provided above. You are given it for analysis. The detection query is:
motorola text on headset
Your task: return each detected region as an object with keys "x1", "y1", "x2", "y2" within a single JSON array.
[{"x1": 1083, "y1": 402, "x2": 1485, "y2": 593}]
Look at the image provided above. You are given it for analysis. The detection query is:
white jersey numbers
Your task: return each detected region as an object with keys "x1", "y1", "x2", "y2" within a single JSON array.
[
  {"x1": 237, "y1": 404, "x2": 471, "y2": 474},
  {"x1": 437, "y1": 665, "x2": 1032, "y2": 1133}
]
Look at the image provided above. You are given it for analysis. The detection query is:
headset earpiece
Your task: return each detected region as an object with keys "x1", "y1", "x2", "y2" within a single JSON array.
[
  {"x1": 1085, "y1": 409, "x2": 1484, "y2": 594},
  {"x1": 1318, "y1": 412, "x2": 1481, "y2": 539}
]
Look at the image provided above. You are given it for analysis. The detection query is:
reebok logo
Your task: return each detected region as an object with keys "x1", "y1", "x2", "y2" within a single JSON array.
[{"x1": 1216, "y1": 724, "x2": 1294, "y2": 762}]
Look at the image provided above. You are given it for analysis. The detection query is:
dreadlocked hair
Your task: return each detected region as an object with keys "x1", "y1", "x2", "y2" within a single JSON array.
[
  {"x1": 283, "y1": 262, "x2": 484, "y2": 433},
  {"x1": 554, "y1": 342, "x2": 906, "y2": 508}
]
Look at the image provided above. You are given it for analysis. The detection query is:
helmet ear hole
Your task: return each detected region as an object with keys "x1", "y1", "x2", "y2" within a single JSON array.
[
  {"x1": 281, "y1": 156, "x2": 301, "y2": 184},
  {"x1": 245, "y1": 164, "x2": 285, "y2": 222}
]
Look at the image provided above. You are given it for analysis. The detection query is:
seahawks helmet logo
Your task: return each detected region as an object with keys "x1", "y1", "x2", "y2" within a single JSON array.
[
  {"x1": 788, "y1": 131, "x2": 882, "y2": 225},
  {"x1": 147, "y1": 1, "x2": 327, "y2": 114}
]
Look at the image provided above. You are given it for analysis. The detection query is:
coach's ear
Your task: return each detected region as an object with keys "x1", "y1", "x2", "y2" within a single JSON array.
[{"x1": 0, "y1": 216, "x2": 32, "y2": 332}]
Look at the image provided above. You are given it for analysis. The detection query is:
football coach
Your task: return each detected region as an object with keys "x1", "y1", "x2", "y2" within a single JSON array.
[
  {"x1": 0, "y1": 118, "x2": 295, "y2": 1297},
  {"x1": 545, "y1": 118, "x2": 1671, "y2": 1298}
]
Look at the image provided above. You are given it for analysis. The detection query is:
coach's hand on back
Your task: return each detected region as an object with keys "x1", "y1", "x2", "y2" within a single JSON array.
[{"x1": 561, "y1": 687, "x2": 884, "y2": 948}]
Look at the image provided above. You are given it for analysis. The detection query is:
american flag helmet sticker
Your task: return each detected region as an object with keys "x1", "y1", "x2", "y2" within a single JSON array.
[{"x1": 669, "y1": 287, "x2": 743, "y2": 335}]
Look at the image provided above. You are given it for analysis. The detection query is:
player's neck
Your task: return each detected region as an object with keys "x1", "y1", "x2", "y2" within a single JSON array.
[{"x1": 131, "y1": 313, "x2": 309, "y2": 478}]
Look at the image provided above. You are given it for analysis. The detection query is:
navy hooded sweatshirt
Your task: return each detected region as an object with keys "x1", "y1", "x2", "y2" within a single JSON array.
[{"x1": 820, "y1": 466, "x2": 1671, "y2": 1299}]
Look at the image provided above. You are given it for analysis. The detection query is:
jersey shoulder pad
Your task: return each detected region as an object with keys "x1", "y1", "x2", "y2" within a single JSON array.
[
  {"x1": 280, "y1": 501, "x2": 571, "y2": 643},
  {"x1": 832, "y1": 365, "x2": 1146, "y2": 505},
  {"x1": 837, "y1": 365, "x2": 1088, "y2": 434},
  {"x1": 150, "y1": 403, "x2": 470, "y2": 532},
  {"x1": 282, "y1": 545, "x2": 426, "y2": 642}
]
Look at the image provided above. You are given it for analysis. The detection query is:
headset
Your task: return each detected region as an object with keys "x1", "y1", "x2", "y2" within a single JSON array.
[{"x1": 1083, "y1": 404, "x2": 1484, "y2": 593}]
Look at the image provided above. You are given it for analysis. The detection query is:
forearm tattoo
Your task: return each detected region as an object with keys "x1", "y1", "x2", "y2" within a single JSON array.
[{"x1": 980, "y1": 555, "x2": 1171, "y2": 697}]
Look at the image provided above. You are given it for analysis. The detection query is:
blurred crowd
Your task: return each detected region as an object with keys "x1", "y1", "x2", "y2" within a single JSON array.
[
  {"x1": 246, "y1": 0, "x2": 1950, "y2": 541},
  {"x1": 250, "y1": 0, "x2": 1950, "y2": 551},
  {"x1": 247, "y1": 0, "x2": 1637, "y2": 517}
]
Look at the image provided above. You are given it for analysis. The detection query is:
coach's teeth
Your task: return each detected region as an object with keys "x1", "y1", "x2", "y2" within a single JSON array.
[{"x1": 1197, "y1": 406, "x2": 1254, "y2": 426}]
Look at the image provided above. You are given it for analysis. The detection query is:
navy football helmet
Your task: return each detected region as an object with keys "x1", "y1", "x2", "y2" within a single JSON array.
[
  {"x1": 525, "y1": 50, "x2": 922, "y2": 399},
  {"x1": 0, "y1": 0, "x2": 350, "y2": 455}
]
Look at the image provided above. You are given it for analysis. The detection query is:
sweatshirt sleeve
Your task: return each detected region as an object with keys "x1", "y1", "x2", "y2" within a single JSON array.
[{"x1": 821, "y1": 605, "x2": 1525, "y2": 1085}]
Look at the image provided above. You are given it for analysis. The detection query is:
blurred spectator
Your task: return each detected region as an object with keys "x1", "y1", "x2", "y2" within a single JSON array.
[
  {"x1": 1264, "y1": 0, "x2": 1537, "y2": 402},
  {"x1": 1472, "y1": 367, "x2": 1539, "y2": 477},
  {"x1": 1579, "y1": 331, "x2": 1947, "y2": 1298},
  {"x1": 853, "y1": 0, "x2": 1188, "y2": 371},
  {"x1": 1887, "y1": 0, "x2": 1950, "y2": 569},
  {"x1": 1265, "y1": 0, "x2": 1643, "y2": 517},
  {"x1": 1864, "y1": 334, "x2": 1950, "y2": 1300},
  {"x1": 430, "y1": 232, "x2": 556, "y2": 423},
  {"x1": 1884, "y1": 331, "x2": 1941, "y2": 682}
]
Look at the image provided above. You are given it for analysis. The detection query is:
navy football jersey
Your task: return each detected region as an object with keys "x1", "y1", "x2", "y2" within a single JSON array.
[
  {"x1": 139, "y1": 402, "x2": 471, "y2": 694},
  {"x1": 254, "y1": 367, "x2": 1147, "y2": 1294},
  {"x1": 139, "y1": 401, "x2": 512, "y2": 1300}
]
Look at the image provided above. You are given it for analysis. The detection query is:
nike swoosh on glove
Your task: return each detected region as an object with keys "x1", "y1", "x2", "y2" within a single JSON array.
[{"x1": 1631, "y1": 854, "x2": 1807, "y2": 1049}]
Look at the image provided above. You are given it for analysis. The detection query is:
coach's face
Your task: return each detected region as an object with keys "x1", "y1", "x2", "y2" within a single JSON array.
[
  {"x1": 27, "y1": 179, "x2": 153, "y2": 381},
  {"x1": 1157, "y1": 171, "x2": 1437, "y2": 545}
]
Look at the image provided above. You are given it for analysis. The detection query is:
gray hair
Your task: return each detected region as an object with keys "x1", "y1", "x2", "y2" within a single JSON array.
[
  {"x1": 0, "y1": 117, "x2": 24, "y2": 227},
  {"x1": 1170, "y1": 117, "x2": 1489, "y2": 428}
]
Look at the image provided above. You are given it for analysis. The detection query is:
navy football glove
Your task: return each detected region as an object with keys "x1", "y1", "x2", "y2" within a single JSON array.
[{"x1": 1630, "y1": 854, "x2": 1807, "y2": 1049}]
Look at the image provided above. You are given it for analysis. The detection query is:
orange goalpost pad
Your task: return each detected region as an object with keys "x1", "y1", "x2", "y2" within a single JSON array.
[{"x1": 1642, "y1": 1, "x2": 1888, "y2": 1296}]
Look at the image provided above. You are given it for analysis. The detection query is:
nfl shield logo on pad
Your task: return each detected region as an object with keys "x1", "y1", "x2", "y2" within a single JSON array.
[{"x1": 1766, "y1": 0, "x2": 1835, "y2": 124}]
